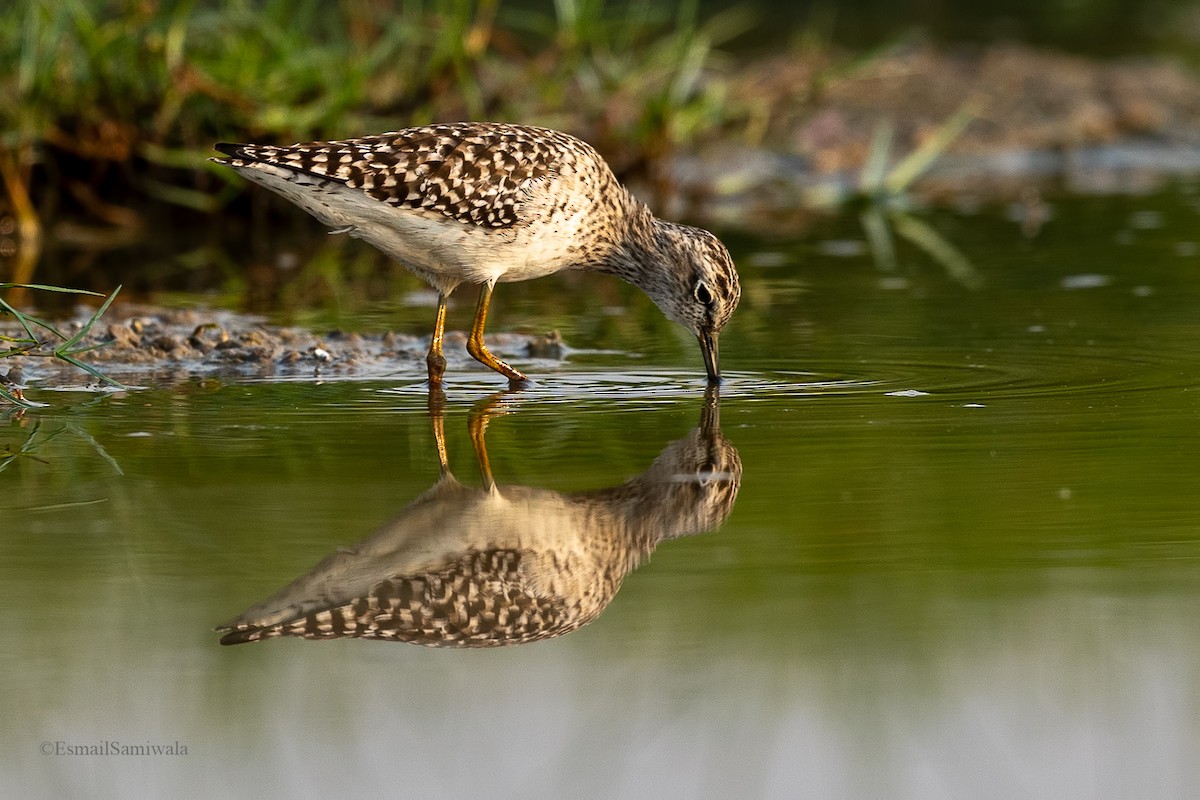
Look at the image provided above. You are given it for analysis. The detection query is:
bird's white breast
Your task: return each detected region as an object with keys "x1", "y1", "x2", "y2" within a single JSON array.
[{"x1": 233, "y1": 162, "x2": 600, "y2": 293}]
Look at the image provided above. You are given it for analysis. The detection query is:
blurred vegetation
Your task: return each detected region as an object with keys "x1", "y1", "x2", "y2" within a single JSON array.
[
  {"x1": 804, "y1": 105, "x2": 982, "y2": 288},
  {"x1": 7, "y1": 0, "x2": 1200, "y2": 233},
  {"x1": 5, "y1": 0, "x2": 1200, "y2": 315},
  {"x1": 0, "y1": 0, "x2": 758, "y2": 241}
]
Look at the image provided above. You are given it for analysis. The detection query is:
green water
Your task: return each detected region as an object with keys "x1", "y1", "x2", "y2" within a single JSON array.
[{"x1": 5, "y1": 186, "x2": 1200, "y2": 798}]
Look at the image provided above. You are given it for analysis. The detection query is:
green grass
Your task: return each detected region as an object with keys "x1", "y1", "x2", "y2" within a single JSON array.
[
  {"x1": 803, "y1": 103, "x2": 982, "y2": 287},
  {"x1": 1, "y1": 0, "x2": 757, "y2": 228},
  {"x1": 0, "y1": 282, "x2": 123, "y2": 405},
  {"x1": 0, "y1": 1, "x2": 773, "y2": 392}
]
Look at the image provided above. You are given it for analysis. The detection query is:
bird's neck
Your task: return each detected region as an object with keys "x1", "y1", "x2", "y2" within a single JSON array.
[{"x1": 591, "y1": 189, "x2": 665, "y2": 288}]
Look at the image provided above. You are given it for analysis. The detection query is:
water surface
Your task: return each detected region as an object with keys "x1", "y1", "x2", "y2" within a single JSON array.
[{"x1": 4, "y1": 187, "x2": 1200, "y2": 798}]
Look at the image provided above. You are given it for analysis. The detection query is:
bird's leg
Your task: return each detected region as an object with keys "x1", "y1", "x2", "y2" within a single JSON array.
[
  {"x1": 467, "y1": 280, "x2": 529, "y2": 385},
  {"x1": 426, "y1": 291, "x2": 449, "y2": 386}
]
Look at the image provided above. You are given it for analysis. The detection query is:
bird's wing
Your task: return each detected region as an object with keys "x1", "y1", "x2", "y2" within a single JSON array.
[{"x1": 215, "y1": 122, "x2": 586, "y2": 229}]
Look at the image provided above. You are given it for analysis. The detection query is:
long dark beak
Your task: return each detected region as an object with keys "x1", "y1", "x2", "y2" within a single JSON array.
[{"x1": 698, "y1": 331, "x2": 721, "y2": 384}]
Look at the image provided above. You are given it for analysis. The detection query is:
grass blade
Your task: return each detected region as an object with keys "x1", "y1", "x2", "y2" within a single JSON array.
[
  {"x1": 0, "y1": 293, "x2": 43, "y2": 341},
  {"x1": 0, "y1": 283, "x2": 104, "y2": 295},
  {"x1": 859, "y1": 121, "x2": 894, "y2": 196},
  {"x1": 891, "y1": 211, "x2": 982, "y2": 289},
  {"x1": 883, "y1": 101, "x2": 977, "y2": 195},
  {"x1": 60, "y1": 285, "x2": 121, "y2": 350},
  {"x1": 55, "y1": 353, "x2": 125, "y2": 389},
  {"x1": 861, "y1": 206, "x2": 898, "y2": 273},
  {"x1": 0, "y1": 384, "x2": 32, "y2": 407}
]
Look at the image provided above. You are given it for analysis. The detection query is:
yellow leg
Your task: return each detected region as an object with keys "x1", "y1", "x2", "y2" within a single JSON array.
[
  {"x1": 467, "y1": 401, "x2": 497, "y2": 492},
  {"x1": 467, "y1": 281, "x2": 529, "y2": 385},
  {"x1": 426, "y1": 292, "x2": 449, "y2": 385},
  {"x1": 428, "y1": 388, "x2": 449, "y2": 477},
  {"x1": 467, "y1": 392, "x2": 515, "y2": 490}
]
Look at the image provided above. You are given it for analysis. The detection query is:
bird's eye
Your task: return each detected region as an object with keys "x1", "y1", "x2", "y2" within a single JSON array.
[{"x1": 694, "y1": 280, "x2": 714, "y2": 307}]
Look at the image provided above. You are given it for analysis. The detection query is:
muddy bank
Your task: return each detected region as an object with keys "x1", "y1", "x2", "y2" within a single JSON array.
[
  {"x1": 761, "y1": 43, "x2": 1200, "y2": 167},
  {"x1": 663, "y1": 42, "x2": 1200, "y2": 223},
  {"x1": 1, "y1": 305, "x2": 566, "y2": 395}
]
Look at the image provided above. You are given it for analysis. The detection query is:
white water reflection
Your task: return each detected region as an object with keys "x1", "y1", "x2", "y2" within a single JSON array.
[{"x1": 6, "y1": 587, "x2": 1197, "y2": 799}]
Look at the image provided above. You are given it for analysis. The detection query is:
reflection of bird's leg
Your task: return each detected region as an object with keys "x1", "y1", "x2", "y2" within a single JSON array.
[
  {"x1": 467, "y1": 392, "x2": 512, "y2": 492},
  {"x1": 427, "y1": 376, "x2": 447, "y2": 416},
  {"x1": 467, "y1": 411, "x2": 495, "y2": 492},
  {"x1": 428, "y1": 389, "x2": 450, "y2": 477}
]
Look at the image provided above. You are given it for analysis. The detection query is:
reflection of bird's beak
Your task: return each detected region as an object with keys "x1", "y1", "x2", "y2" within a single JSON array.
[{"x1": 698, "y1": 331, "x2": 721, "y2": 384}]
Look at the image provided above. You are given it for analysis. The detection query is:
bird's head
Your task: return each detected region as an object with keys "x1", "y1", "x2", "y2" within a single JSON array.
[{"x1": 651, "y1": 222, "x2": 741, "y2": 384}]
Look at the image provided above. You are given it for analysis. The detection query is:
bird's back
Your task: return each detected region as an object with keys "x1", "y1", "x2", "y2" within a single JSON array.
[{"x1": 214, "y1": 122, "x2": 635, "y2": 286}]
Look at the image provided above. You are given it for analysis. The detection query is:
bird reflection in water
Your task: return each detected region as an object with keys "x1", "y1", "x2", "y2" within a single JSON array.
[{"x1": 217, "y1": 390, "x2": 741, "y2": 647}]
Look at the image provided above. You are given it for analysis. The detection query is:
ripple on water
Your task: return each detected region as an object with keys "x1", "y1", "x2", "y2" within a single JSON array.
[
  {"x1": 813, "y1": 340, "x2": 1197, "y2": 406},
  {"x1": 174, "y1": 333, "x2": 1198, "y2": 414},
  {"x1": 367, "y1": 342, "x2": 1192, "y2": 409},
  {"x1": 371, "y1": 368, "x2": 881, "y2": 412}
]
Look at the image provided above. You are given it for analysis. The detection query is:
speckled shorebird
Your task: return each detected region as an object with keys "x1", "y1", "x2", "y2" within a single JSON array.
[
  {"x1": 216, "y1": 391, "x2": 740, "y2": 647},
  {"x1": 212, "y1": 122, "x2": 740, "y2": 386}
]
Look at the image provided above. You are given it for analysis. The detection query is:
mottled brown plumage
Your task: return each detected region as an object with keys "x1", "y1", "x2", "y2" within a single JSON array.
[{"x1": 212, "y1": 122, "x2": 740, "y2": 386}]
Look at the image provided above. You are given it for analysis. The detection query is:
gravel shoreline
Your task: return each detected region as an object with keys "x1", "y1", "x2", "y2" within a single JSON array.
[{"x1": 2, "y1": 305, "x2": 567, "y2": 393}]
